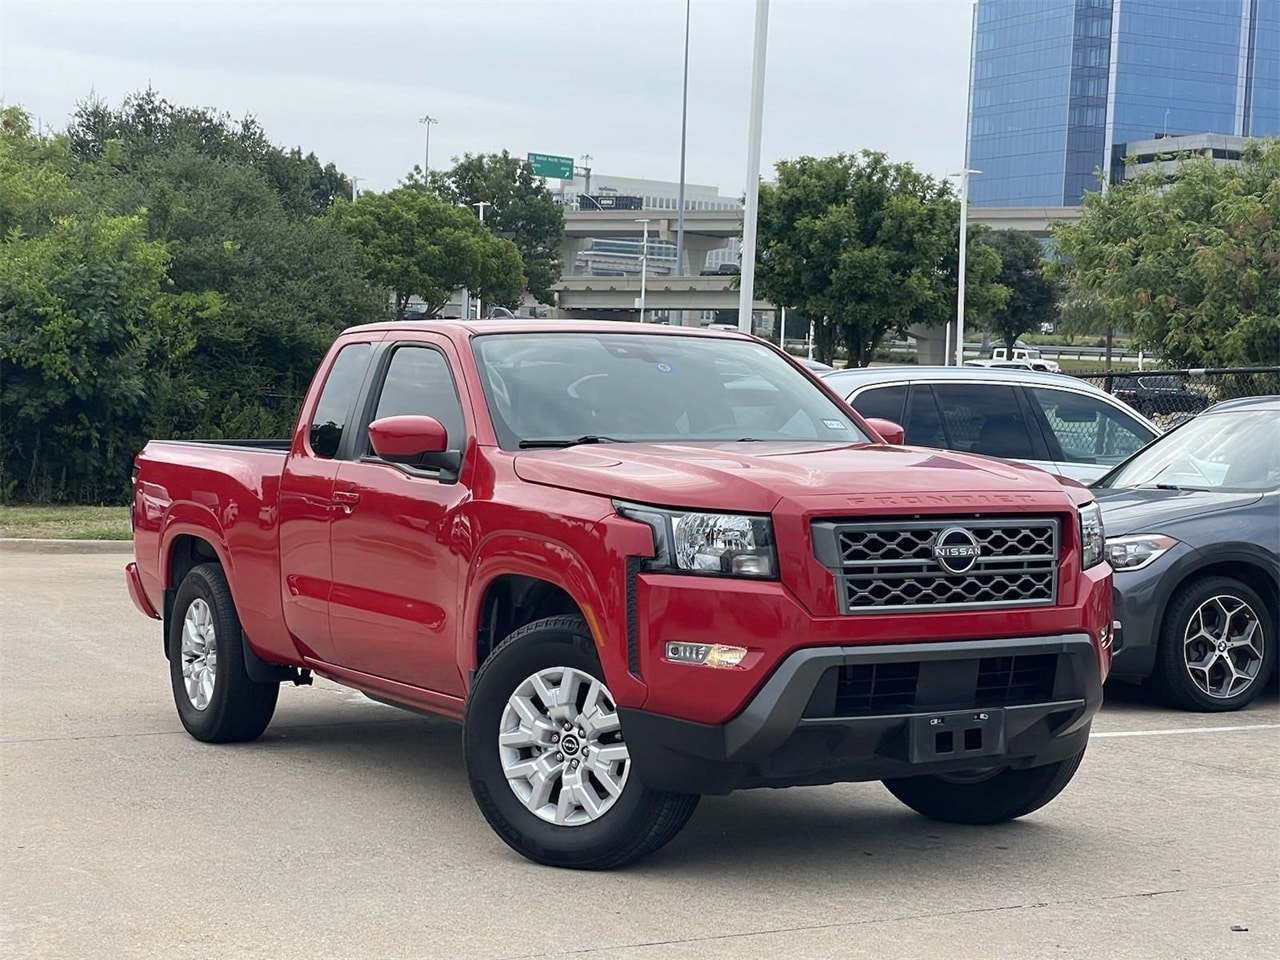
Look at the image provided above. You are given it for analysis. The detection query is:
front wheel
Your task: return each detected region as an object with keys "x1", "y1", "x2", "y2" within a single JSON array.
[
  {"x1": 882, "y1": 744, "x2": 1087, "y2": 825},
  {"x1": 168, "y1": 563, "x2": 279, "y2": 743},
  {"x1": 463, "y1": 615, "x2": 699, "y2": 869},
  {"x1": 1151, "y1": 576, "x2": 1274, "y2": 712}
]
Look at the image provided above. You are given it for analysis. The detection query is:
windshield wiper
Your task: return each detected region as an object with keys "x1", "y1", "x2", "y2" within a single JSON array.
[{"x1": 518, "y1": 435, "x2": 627, "y2": 449}]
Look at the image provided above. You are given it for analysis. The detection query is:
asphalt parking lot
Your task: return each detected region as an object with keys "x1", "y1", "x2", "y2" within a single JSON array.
[{"x1": 2, "y1": 551, "x2": 1277, "y2": 960}]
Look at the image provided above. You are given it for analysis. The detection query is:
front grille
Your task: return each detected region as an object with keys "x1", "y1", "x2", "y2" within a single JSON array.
[
  {"x1": 812, "y1": 517, "x2": 1060, "y2": 613},
  {"x1": 808, "y1": 654, "x2": 1061, "y2": 718}
]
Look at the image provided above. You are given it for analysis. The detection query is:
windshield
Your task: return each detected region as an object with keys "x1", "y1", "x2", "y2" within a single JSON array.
[
  {"x1": 472, "y1": 332, "x2": 870, "y2": 449},
  {"x1": 1095, "y1": 408, "x2": 1280, "y2": 492}
]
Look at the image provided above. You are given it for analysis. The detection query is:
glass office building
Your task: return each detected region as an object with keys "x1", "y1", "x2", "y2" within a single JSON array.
[{"x1": 968, "y1": 0, "x2": 1280, "y2": 206}]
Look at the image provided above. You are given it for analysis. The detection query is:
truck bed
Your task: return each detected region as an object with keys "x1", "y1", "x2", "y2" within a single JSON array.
[{"x1": 132, "y1": 438, "x2": 295, "y2": 664}]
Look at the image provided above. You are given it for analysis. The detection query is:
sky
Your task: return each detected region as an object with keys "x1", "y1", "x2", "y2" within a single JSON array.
[{"x1": 2, "y1": 0, "x2": 976, "y2": 197}]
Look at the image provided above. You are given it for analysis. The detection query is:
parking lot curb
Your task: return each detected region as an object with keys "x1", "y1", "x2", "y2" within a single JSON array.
[{"x1": 0, "y1": 538, "x2": 133, "y2": 555}]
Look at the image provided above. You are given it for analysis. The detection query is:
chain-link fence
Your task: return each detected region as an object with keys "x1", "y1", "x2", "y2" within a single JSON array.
[{"x1": 1071, "y1": 366, "x2": 1280, "y2": 429}]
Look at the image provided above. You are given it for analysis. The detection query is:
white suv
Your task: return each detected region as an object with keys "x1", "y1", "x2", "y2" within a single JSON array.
[{"x1": 990, "y1": 346, "x2": 1061, "y2": 373}]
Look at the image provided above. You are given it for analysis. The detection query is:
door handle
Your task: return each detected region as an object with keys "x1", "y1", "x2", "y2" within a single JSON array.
[{"x1": 332, "y1": 490, "x2": 361, "y2": 513}]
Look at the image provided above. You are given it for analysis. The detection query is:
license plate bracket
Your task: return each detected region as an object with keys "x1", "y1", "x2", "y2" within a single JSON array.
[{"x1": 908, "y1": 708, "x2": 1007, "y2": 764}]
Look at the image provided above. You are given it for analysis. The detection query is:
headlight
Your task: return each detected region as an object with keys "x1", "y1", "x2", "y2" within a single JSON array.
[
  {"x1": 615, "y1": 502, "x2": 777, "y2": 578},
  {"x1": 1079, "y1": 501, "x2": 1105, "y2": 569},
  {"x1": 1105, "y1": 534, "x2": 1177, "y2": 571}
]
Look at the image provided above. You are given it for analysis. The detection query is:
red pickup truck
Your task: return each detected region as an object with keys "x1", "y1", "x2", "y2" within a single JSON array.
[{"x1": 126, "y1": 320, "x2": 1113, "y2": 869}]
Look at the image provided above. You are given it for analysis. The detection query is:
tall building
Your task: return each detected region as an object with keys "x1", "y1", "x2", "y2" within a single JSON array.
[{"x1": 968, "y1": 0, "x2": 1280, "y2": 207}]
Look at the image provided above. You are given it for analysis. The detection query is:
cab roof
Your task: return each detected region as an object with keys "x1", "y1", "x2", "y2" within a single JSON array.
[{"x1": 343, "y1": 319, "x2": 754, "y2": 339}]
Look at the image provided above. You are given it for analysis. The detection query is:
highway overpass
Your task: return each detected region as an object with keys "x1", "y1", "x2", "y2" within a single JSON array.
[
  {"x1": 554, "y1": 275, "x2": 772, "y2": 317},
  {"x1": 551, "y1": 206, "x2": 1081, "y2": 317}
]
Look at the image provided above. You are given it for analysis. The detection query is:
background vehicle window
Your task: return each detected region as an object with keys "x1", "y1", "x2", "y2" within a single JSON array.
[
  {"x1": 850, "y1": 385, "x2": 907, "y2": 425},
  {"x1": 372, "y1": 346, "x2": 466, "y2": 451},
  {"x1": 931, "y1": 384, "x2": 1036, "y2": 459},
  {"x1": 903, "y1": 386, "x2": 947, "y2": 448},
  {"x1": 1029, "y1": 387, "x2": 1151, "y2": 466},
  {"x1": 310, "y1": 343, "x2": 372, "y2": 459},
  {"x1": 1099, "y1": 409, "x2": 1279, "y2": 491}
]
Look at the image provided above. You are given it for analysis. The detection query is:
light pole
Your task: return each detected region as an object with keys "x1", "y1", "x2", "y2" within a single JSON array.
[
  {"x1": 580, "y1": 154, "x2": 593, "y2": 198},
  {"x1": 474, "y1": 201, "x2": 490, "y2": 319},
  {"x1": 418, "y1": 114, "x2": 438, "y2": 174},
  {"x1": 737, "y1": 0, "x2": 770, "y2": 334},
  {"x1": 674, "y1": 0, "x2": 692, "y2": 326},
  {"x1": 636, "y1": 218, "x2": 651, "y2": 322},
  {"x1": 952, "y1": 167, "x2": 981, "y2": 367}
]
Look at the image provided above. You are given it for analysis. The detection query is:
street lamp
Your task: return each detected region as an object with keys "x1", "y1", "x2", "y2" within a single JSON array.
[
  {"x1": 737, "y1": 0, "x2": 770, "y2": 335},
  {"x1": 474, "y1": 201, "x2": 490, "y2": 319},
  {"x1": 674, "y1": 0, "x2": 692, "y2": 326},
  {"x1": 951, "y1": 167, "x2": 981, "y2": 367},
  {"x1": 635, "y1": 218, "x2": 651, "y2": 322},
  {"x1": 418, "y1": 114, "x2": 438, "y2": 173}
]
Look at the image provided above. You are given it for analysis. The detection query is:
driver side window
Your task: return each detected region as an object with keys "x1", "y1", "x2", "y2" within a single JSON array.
[{"x1": 371, "y1": 346, "x2": 466, "y2": 452}]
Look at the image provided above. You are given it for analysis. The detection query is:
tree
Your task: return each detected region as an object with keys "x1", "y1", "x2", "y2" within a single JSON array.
[
  {"x1": 1, "y1": 95, "x2": 385, "y2": 501},
  {"x1": 0, "y1": 212, "x2": 209, "y2": 502},
  {"x1": 428, "y1": 151, "x2": 565, "y2": 305},
  {"x1": 332, "y1": 188, "x2": 526, "y2": 319},
  {"x1": 1050, "y1": 139, "x2": 1280, "y2": 367},
  {"x1": 754, "y1": 151, "x2": 1004, "y2": 366},
  {"x1": 979, "y1": 229, "x2": 1058, "y2": 352},
  {"x1": 67, "y1": 89, "x2": 352, "y2": 218}
]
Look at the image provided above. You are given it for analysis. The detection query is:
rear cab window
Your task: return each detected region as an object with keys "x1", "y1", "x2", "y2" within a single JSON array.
[{"x1": 309, "y1": 342, "x2": 373, "y2": 459}]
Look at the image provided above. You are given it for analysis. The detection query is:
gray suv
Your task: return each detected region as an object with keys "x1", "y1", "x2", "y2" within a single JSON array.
[
  {"x1": 1092, "y1": 397, "x2": 1278, "y2": 711},
  {"x1": 821, "y1": 366, "x2": 1160, "y2": 483}
]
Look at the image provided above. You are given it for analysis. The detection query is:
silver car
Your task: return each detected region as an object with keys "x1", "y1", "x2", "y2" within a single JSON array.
[{"x1": 821, "y1": 365, "x2": 1161, "y2": 483}]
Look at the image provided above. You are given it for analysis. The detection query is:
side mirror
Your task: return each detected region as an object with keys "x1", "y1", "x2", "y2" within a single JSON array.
[
  {"x1": 368, "y1": 415, "x2": 454, "y2": 470},
  {"x1": 864, "y1": 417, "x2": 905, "y2": 445}
]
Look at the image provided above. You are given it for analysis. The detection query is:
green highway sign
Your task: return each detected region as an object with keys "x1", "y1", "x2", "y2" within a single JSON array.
[{"x1": 527, "y1": 152, "x2": 575, "y2": 180}]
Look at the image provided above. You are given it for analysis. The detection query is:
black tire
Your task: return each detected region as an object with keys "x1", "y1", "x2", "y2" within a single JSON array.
[
  {"x1": 168, "y1": 563, "x2": 279, "y2": 743},
  {"x1": 882, "y1": 743, "x2": 1087, "y2": 825},
  {"x1": 1150, "y1": 576, "x2": 1274, "y2": 712},
  {"x1": 463, "y1": 615, "x2": 699, "y2": 870}
]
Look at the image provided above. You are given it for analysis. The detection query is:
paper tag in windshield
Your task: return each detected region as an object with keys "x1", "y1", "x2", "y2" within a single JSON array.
[{"x1": 823, "y1": 419, "x2": 848, "y2": 430}]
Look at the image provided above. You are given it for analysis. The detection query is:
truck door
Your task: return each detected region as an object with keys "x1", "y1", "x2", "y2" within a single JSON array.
[
  {"x1": 277, "y1": 337, "x2": 378, "y2": 663},
  {"x1": 327, "y1": 336, "x2": 471, "y2": 698}
]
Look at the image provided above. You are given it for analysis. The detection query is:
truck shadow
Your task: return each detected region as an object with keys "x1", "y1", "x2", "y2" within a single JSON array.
[
  {"x1": 245, "y1": 701, "x2": 1090, "y2": 879},
  {"x1": 651, "y1": 786, "x2": 1078, "y2": 878}
]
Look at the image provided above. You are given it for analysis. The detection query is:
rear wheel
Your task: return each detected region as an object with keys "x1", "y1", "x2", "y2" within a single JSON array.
[
  {"x1": 463, "y1": 615, "x2": 699, "y2": 869},
  {"x1": 169, "y1": 563, "x2": 279, "y2": 743},
  {"x1": 882, "y1": 744, "x2": 1087, "y2": 825},
  {"x1": 1151, "y1": 576, "x2": 1273, "y2": 712}
]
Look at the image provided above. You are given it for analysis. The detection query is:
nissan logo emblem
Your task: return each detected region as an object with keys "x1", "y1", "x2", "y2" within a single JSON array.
[{"x1": 933, "y1": 527, "x2": 981, "y2": 574}]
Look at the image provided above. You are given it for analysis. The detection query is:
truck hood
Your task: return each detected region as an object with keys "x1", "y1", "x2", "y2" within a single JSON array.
[
  {"x1": 513, "y1": 441, "x2": 1069, "y2": 513},
  {"x1": 1094, "y1": 487, "x2": 1263, "y2": 538}
]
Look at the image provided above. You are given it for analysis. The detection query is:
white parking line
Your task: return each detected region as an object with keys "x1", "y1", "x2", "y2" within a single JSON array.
[{"x1": 1093, "y1": 723, "x2": 1280, "y2": 739}]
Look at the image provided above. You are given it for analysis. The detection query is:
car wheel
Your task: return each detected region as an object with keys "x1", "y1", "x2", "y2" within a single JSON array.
[
  {"x1": 463, "y1": 615, "x2": 699, "y2": 870},
  {"x1": 882, "y1": 743, "x2": 1087, "y2": 824},
  {"x1": 169, "y1": 563, "x2": 279, "y2": 743},
  {"x1": 1151, "y1": 576, "x2": 1274, "y2": 712}
]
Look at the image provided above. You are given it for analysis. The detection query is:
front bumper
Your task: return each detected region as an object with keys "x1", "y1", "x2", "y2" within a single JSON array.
[{"x1": 620, "y1": 634, "x2": 1101, "y2": 796}]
